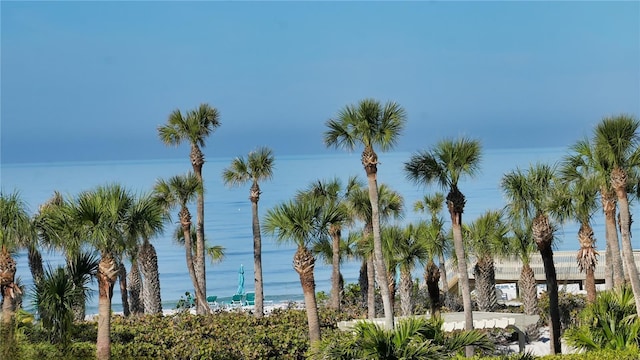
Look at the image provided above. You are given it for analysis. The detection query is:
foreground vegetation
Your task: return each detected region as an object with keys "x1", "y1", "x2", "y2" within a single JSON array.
[{"x1": 1, "y1": 287, "x2": 639, "y2": 359}]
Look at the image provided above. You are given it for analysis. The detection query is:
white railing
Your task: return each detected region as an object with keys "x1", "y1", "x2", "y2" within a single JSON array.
[{"x1": 444, "y1": 250, "x2": 640, "y2": 290}]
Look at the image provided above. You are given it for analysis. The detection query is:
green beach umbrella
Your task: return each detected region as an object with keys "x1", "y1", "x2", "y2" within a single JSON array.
[{"x1": 237, "y1": 264, "x2": 245, "y2": 295}]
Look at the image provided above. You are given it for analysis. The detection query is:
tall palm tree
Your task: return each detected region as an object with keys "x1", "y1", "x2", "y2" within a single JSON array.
[
  {"x1": 593, "y1": 114, "x2": 640, "y2": 315},
  {"x1": 404, "y1": 137, "x2": 482, "y2": 357},
  {"x1": 158, "y1": 103, "x2": 221, "y2": 314},
  {"x1": 501, "y1": 163, "x2": 563, "y2": 354},
  {"x1": 126, "y1": 193, "x2": 165, "y2": 315},
  {"x1": 566, "y1": 138, "x2": 624, "y2": 289},
  {"x1": 222, "y1": 146, "x2": 274, "y2": 318},
  {"x1": 296, "y1": 176, "x2": 360, "y2": 310},
  {"x1": 560, "y1": 151, "x2": 601, "y2": 303},
  {"x1": 65, "y1": 184, "x2": 134, "y2": 360},
  {"x1": 153, "y1": 173, "x2": 211, "y2": 314},
  {"x1": 464, "y1": 210, "x2": 509, "y2": 312},
  {"x1": 0, "y1": 191, "x2": 32, "y2": 327},
  {"x1": 324, "y1": 98, "x2": 407, "y2": 329},
  {"x1": 263, "y1": 198, "x2": 329, "y2": 344},
  {"x1": 413, "y1": 192, "x2": 451, "y2": 294},
  {"x1": 348, "y1": 183, "x2": 403, "y2": 319}
]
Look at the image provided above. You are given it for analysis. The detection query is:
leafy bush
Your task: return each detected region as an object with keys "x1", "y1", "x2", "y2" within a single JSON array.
[
  {"x1": 537, "y1": 290, "x2": 586, "y2": 330},
  {"x1": 309, "y1": 316, "x2": 494, "y2": 359}
]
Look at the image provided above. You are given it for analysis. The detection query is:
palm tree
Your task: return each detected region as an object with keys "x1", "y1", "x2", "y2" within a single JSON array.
[
  {"x1": 380, "y1": 225, "x2": 403, "y2": 315},
  {"x1": 153, "y1": 173, "x2": 211, "y2": 314},
  {"x1": 507, "y1": 218, "x2": 539, "y2": 316},
  {"x1": 464, "y1": 210, "x2": 509, "y2": 312},
  {"x1": 33, "y1": 192, "x2": 97, "y2": 321},
  {"x1": 413, "y1": 192, "x2": 451, "y2": 294},
  {"x1": 501, "y1": 163, "x2": 563, "y2": 354},
  {"x1": 126, "y1": 193, "x2": 165, "y2": 315},
  {"x1": 404, "y1": 137, "x2": 482, "y2": 357},
  {"x1": 324, "y1": 98, "x2": 407, "y2": 329},
  {"x1": 31, "y1": 192, "x2": 65, "y2": 287},
  {"x1": 34, "y1": 265, "x2": 81, "y2": 348},
  {"x1": 158, "y1": 103, "x2": 221, "y2": 314},
  {"x1": 396, "y1": 222, "x2": 430, "y2": 316},
  {"x1": 348, "y1": 183, "x2": 403, "y2": 319},
  {"x1": 263, "y1": 198, "x2": 329, "y2": 344},
  {"x1": 222, "y1": 146, "x2": 274, "y2": 318},
  {"x1": 593, "y1": 114, "x2": 640, "y2": 315},
  {"x1": 0, "y1": 191, "x2": 31, "y2": 327},
  {"x1": 64, "y1": 184, "x2": 133, "y2": 360},
  {"x1": 566, "y1": 137, "x2": 625, "y2": 289},
  {"x1": 560, "y1": 150, "x2": 601, "y2": 303},
  {"x1": 296, "y1": 176, "x2": 360, "y2": 310}
]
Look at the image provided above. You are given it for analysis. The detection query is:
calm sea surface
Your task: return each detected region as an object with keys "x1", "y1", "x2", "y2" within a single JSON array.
[{"x1": 2, "y1": 147, "x2": 638, "y2": 314}]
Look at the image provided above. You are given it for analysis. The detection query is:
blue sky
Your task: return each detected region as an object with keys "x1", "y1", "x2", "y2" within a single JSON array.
[{"x1": 2, "y1": 1, "x2": 639, "y2": 163}]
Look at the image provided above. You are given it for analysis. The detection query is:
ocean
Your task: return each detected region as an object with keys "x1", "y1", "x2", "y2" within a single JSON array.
[{"x1": 2, "y1": 147, "x2": 637, "y2": 314}]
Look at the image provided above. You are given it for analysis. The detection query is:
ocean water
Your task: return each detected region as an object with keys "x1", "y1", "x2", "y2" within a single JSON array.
[{"x1": 2, "y1": 147, "x2": 638, "y2": 314}]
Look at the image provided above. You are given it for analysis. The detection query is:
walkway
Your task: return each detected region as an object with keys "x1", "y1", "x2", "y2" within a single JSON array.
[{"x1": 445, "y1": 250, "x2": 640, "y2": 291}]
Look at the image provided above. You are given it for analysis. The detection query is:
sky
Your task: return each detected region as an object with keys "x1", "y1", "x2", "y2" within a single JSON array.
[{"x1": 1, "y1": 1, "x2": 639, "y2": 164}]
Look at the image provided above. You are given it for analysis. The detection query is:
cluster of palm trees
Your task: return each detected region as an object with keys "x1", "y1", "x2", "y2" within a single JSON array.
[{"x1": 1, "y1": 97, "x2": 639, "y2": 359}]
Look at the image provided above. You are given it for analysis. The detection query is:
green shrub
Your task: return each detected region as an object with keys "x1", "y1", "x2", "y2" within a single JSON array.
[
  {"x1": 563, "y1": 286, "x2": 640, "y2": 352},
  {"x1": 538, "y1": 290, "x2": 586, "y2": 330}
]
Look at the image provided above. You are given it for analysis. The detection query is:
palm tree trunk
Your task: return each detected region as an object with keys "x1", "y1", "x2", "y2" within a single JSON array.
[
  {"x1": 425, "y1": 260, "x2": 441, "y2": 317},
  {"x1": 519, "y1": 264, "x2": 538, "y2": 315},
  {"x1": 251, "y1": 195, "x2": 265, "y2": 318},
  {"x1": 118, "y1": 263, "x2": 130, "y2": 317},
  {"x1": 127, "y1": 259, "x2": 144, "y2": 316},
  {"x1": 602, "y1": 187, "x2": 625, "y2": 288},
  {"x1": 139, "y1": 239, "x2": 162, "y2": 314},
  {"x1": 0, "y1": 248, "x2": 18, "y2": 325},
  {"x1": 540, "y1": 245, "x2": 561, "y2": 354},
  {"x1": 365, "y1": 167, "x2": 393, "y2": 329},
  {"x1": 612, "y1": 169, "x2": 640, "y2": 315},
  {"x1": 577, "y1": 223, "x2": 598, "y2": 304},
  {"x1": 604, "y1": 239, "x2": 613, "y2": 290},
  {"x1": 180, "y1": 213, "x2": 209, "y2": 314},
  {"x1": 367, "y1": 255, "x2": 376, "y2": 319},
  {"x1": 191, "y1": 144, "x2": 207, "y2": 315},
  {"x1": 358, "y1": 260, "x2": 367, "y2": 310},
  {"x1": 534, "y1": 215, "x2": 561, "y2": 355},
  {"x1": 452, "y1": 219, "x2": 474, "y2": 357},
  {"x1": 474, "y1": 256, "x2": 497, "y2": 312},
  {"x1": 27, "y1": 247, "x2": 44, "y2": 287},
  {"x1": 1, "y1": 287, "x2": 15, "y2": 326},
  {"x1": 330, "y1": 227, "x2": 341, "y2": 310},
  {"x1": 438, "y1": 253, "x2": 448, "y2": 295},
  {"x1": 399, "y1": 269, "x2": 413, "y2": 316},
  {"x1": 387, "y1": 271, "x2": 396, "y2": 316},
  {"x1": 96, "y1": 253, "x2": 118, "y2": 360},
  {"x1": 293, "y1": 246, "x2": 320, "y2": 343}
]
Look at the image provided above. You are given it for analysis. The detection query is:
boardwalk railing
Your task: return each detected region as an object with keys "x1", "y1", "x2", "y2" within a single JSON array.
[{"x1": 444, "y1": 250, "x2": 640, "y2": 291}]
